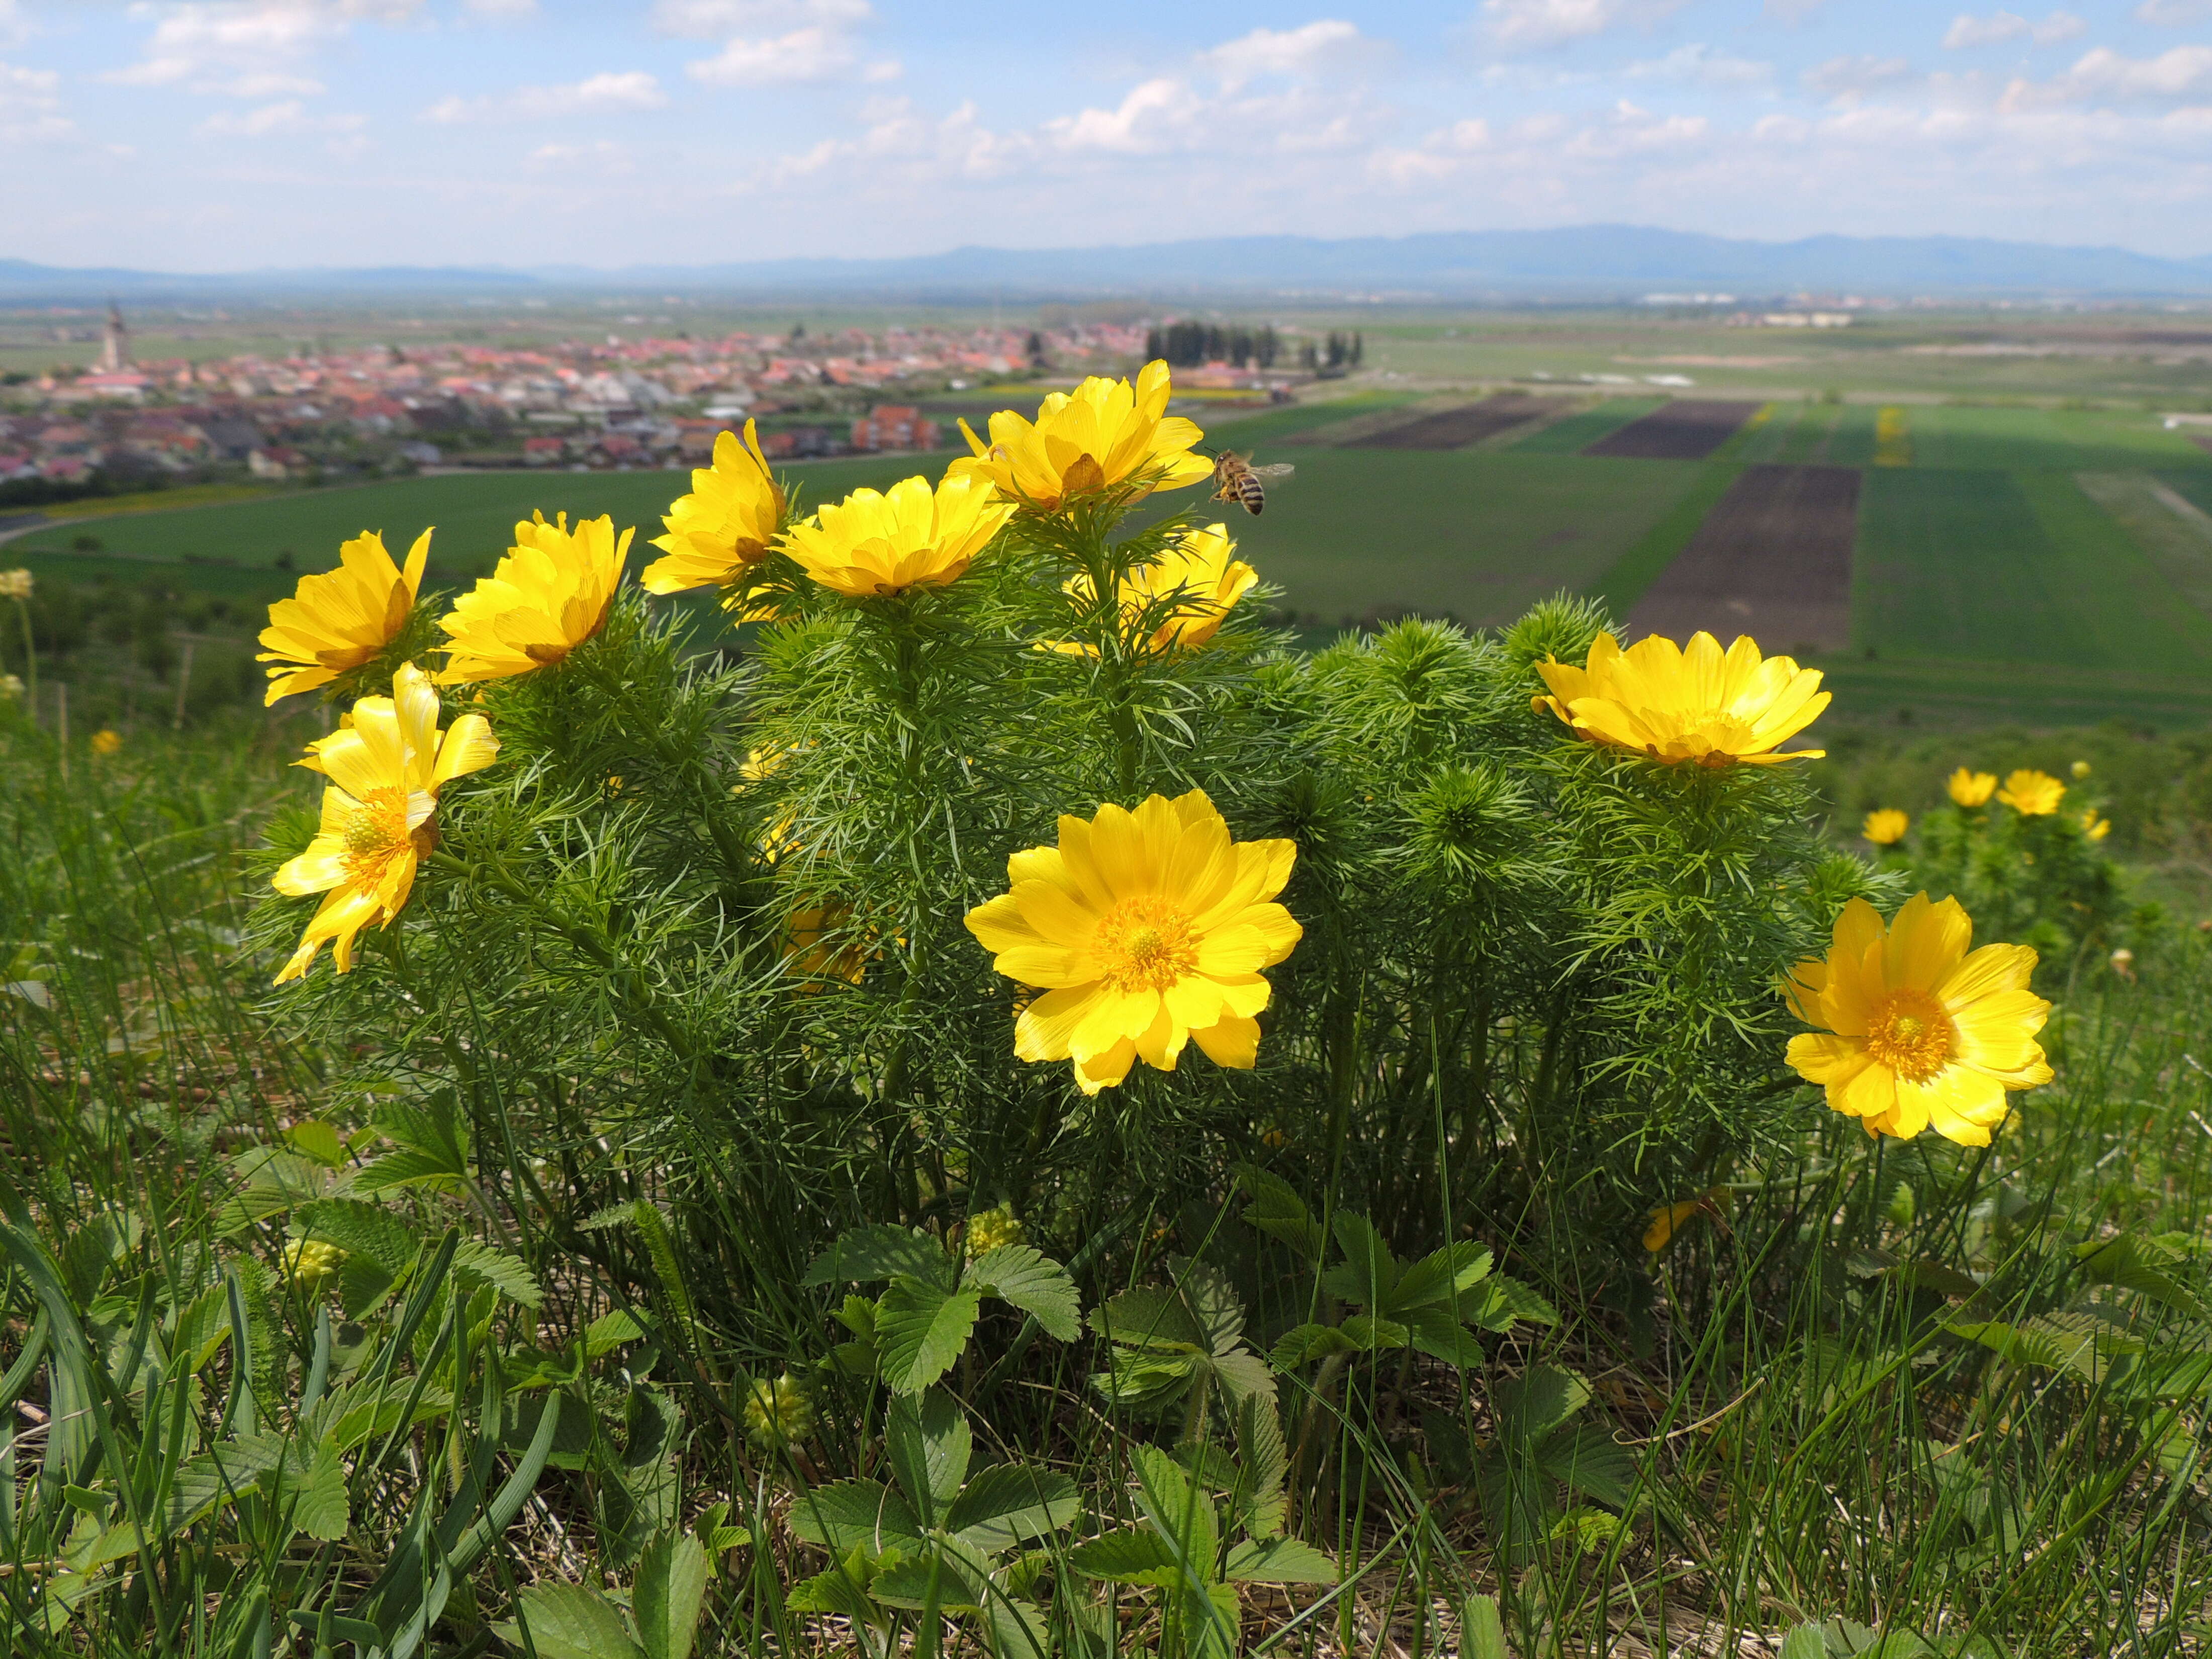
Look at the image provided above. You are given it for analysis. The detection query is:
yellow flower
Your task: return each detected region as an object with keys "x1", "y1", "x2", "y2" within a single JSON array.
[
  {"x1": 1643, "y1": 1189, "x2": 1725, "y2": 1253},
  {"x1": 272, "y1": 662, "x2": 499, "y2": 982},
  {"x1": 640, "y1": 419, "x2": 784, "y2": 618},
  {"x1": 435, "y1": 511, "x2": 629, "y2": 685},
  {"x1": 1533, "y1": 630, "x2": 1827, "y2": 766},
  {"x1": 281, "y1": 1238, "x2": 345, "y2": 1293},
  {"x1": 1862, "y1": 808, "x2": 1908, "y2": 847},
  {"x1": 0, "y1": 673, "x2": 21, "y2": 701},
  {"x1": 964, "y1": 1205, "x2": 1026, "y2": 1258},
  {"x1": 784, "y1": 903, "x2": 869, "y2": 984},
  {"x1": 1051, "y1": 523, "x2": 1257, "y2": 657},
  {"x1": 2079, "y1": 809, "x2": 2110, "y2": 841},
  {"x1": 90, "y1": 728, "x2": 122, "y2": 756},
  {"x1": 2070, "y1": 760, "x2": 2091, "y2": 779},
  {"x1": 781, "y1": 472, "x2": 1012, "y2": 599},
  {"x1": 1947, "y1": 768, "x2": 1996, "y2": 807},
  {"x1": 1783, "y1": 893, "x2": 2052, "y2": 1147},
  {"x1": 257, "y1": 528, "x2": 432, "y2": 704},
  {"x1": 949, "y1": 360, "x2": 1214, "y2": 512},
  {"x1": 1996, "y1": 769, "x2": 2065, "y2": 816},
  {"x1": 0, "y1": 568, "x2": 31, "y2": 600},
  {"x1": 965, "y1": 788, "x2": 1301, "y2": 1096}
]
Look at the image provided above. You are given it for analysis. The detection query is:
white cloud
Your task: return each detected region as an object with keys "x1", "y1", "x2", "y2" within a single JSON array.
[
  {"x1": 2005, "y1": 44, "x2": 2212, "y2": 106},
  {"x1": 1480, "y1": 0, "x2": 1688, "y2": 48},
  {"x1": 0, "y1": 0, "x2": 34, "y2": 48},
  {"x1": 197, "y1": 98, "x2": 364, "y2": 137},
  {"x1": 685, "y1": 25, "x2": 863, "y2": 84},
  {"x1": 464, "y1": 0, "x2": 538, "y2": 16},
  {"x1": 1046, "y1": 77, "x2": 1205, "y2": 154},
  {"x1": 423, "y1": 71, "x2": 669, "y2": 122},
  {"x1": 651, "y1": 0, "x2": 870, "y2": 35},
  {"x1": 105, "y1": 2, "x2": 423, "y2": 93},
  {"x1": 2136, "y1": 0, "x2": 2212, "y2": 21},
  {"x1": 1199, "y1": 21, "x2": 1367, "y2": 91},
  {"x1": 1943, "y1": 10, "x2": 2085, "y2": 48},
  {"x1": 1803, "y1": 54, "x2": 1918, "y2": 104},
  {"x1": 1625, "y1": 44, "x2": 1773, "y2": 87},
  {"x1": 0, "y1": 58, "x2": 68, "y2": 142}
]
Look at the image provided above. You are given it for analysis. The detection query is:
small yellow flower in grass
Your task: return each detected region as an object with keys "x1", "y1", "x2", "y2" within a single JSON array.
[
  {"x1": 435, "y1": 511, "x2": 628, "y2": 686},
  {"x1": 965, "y1": 788, "x2": 1301, "y2": 1096},
  {"x1": 1050, "y1": 522, "x2": 1257, "y2": 657},
  {"x1": 90, "y1": 728, "x2": 122, "y2": 756},
  {"x1": 1997, "y1": 769, "x2": 2065, "y2": 816},
  {"x1": 2080, "y1": 809, "x2": 2110, "y2": 842},
  {"x1": 641, "y1": 419, "x2": 785, "y2": 618},
  {"x1": 272, "y1": 662, "x2": 499, "y2": 982},
  {"x1": 2071, "y1": 760, "x2": 2091, "y2": 779},
  {"x1": 0, "y1": 673, "x2": 21, "y2": 701},
  {"x1": 1948, "y1": 768, "x2": 1997, "y2": 808},
  {"x1": 2109, "y1": 947, "x2": 2136, "y2": 980},
  {"x1": 0, "y1": 569, "x2": 31, "y2": 600},
  {"x1": 1643, "y1": 1189, "x2": 1726, "y2": 1253},
  {"x1": 780, "y1": 472, "x2": 1013, "y2": 599},
  {"x1": 1533, "y1": 630, "x2": 1827, "y2": 766},
  {"x1": 744, "y1": 1372, "x2": 813, "y2": 1451},
  {"x1": 1862, "y1": 809, "x2": 1908, "y2": 847},
  {"x1": 257, "y1": 528, "x2": 431, "y2": 704},
  {"x1": 964, "y1": 1205, "x2": 1026, "y2": 1258},
  {"x1": 281, "y1": 1237, "x2": 344, "y2": 1293},
  {"x1": 1784, "y1": 893, "x2": 2052, "y2": 1146},
  {"x1": 950, "y1": 359, "x2": 1214, "y2": 512}
]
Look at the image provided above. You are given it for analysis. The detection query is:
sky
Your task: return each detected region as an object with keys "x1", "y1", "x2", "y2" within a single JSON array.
[{"x1": 1, "y1": 0, "x2": 2209, "y2": 272}]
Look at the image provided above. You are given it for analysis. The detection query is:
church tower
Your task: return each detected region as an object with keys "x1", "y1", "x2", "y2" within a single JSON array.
[{"x1": 100, "y1": 301, "x2": 128, "y2": 374}]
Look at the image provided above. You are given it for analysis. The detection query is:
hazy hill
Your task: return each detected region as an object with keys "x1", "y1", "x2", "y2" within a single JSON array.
[{"x1": 5, "y1": 226, "x2": 2210, "y2": 303}]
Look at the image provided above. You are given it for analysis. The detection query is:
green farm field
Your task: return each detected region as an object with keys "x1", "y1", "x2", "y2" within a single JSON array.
[{"x1": 11, "y1": 394, "x2": 2212, "y2": 727}]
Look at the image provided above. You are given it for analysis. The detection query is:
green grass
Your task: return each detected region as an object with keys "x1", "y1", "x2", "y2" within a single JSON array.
[
  {"x1": 1853, "y1": 468, "x2": 2212, "y2": 678},
  {"x1": 1230, "y1": 448, "x2": 1704, "y2": 625},
  {"x1": 1503, "y1": 397, "x2": 1665, "y2": 455},
  {"x1": 1903, "y1": 404, "x2": 2212, "y2": 473}
]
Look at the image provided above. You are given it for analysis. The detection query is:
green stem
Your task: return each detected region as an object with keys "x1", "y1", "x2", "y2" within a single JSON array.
[{"x1": 13, "y1": 596, "x2": 35, "y2": 723}]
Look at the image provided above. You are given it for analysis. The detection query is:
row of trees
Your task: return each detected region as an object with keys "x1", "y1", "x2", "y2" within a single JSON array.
[{"x1": 1142, "y1": 323, "x2": 1366, "y2": 373}]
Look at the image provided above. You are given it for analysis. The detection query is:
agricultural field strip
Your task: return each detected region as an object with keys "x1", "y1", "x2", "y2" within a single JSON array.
[
  {"x1": 1626, "y1": 464, "x2": 1859, "y2": 655},
  {"x1": 2072, "y1": 473, "x2": 2212, "y2": 624},
  {"x1": 1347, "y1": 393, "x2": 1558, "y2": 450},
  {"x1": 1584, "y1": 400, "x2": 1763, "y2": 462}
]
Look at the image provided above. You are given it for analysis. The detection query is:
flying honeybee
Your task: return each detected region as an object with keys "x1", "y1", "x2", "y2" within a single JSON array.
[{"x1": 1208, "y1": 449, "x2": 1295, "y2": 516}]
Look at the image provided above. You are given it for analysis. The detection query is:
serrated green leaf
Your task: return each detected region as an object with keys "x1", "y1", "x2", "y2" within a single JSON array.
[
  {"x1": 885, "y1": 1388, "x2": 970, "y2": 1519},
  {"x1": 1233, "y1": 1164, "x2": 1325, "y2": 1261},
  {"x1": 1322, "y1": 1212, "x2": 1401, "y2": 1307},
  {"x1": 1779, "y1": 1624, "x2": 1827, "y2": 1659},
  {"x1": 1224, "y1": 1537, "x2": 1336, "y2": 1584},
  {"x1": 784, "y1": 1479, "x2": 924, "y2": 1554},
  {"x1": 943, "y1": 1462, "x2": 1080, "y2": 1552},
  {"x1": 1132, "y1": 1443, "x2": 1218, "y2": 1587},
  {"x1": 1339, "y1": 1313, "x2": 1408, "y2": 1351},
  {"x1": 876, "y1": 1282, "x2": 981, "y2": 1395},
  {"x1": 1092, "y1": 1286, "x2": 1205, "y2": 1352},
  {"x1": 287, "y1": 1439, "x2": 350, "y2": 1541},
  {"x1": 1494, "y1": 1364, "x2": 1589, "y2": 1444},
  {"x1": 450, "y1": 1238, "x2": 542, "y2": 1309},
  {"x1": 987, "y1": 1596, "x2": 1053, "y2": 1659},
  {"x1": 967, "y1": 1244, "x2": 1080, "y2": 1340},
  {"x1": 502, "y1": 1585, "x2": 645, "y2": 1659},
  {"x1": 585, "y1": 1310, "x2": 643, "y2": 1354},
  {"x1": 634, "y1": 1529, "x2": 709, "y2": 1659},
  {"x1": 804, "y1": 1224, "x2": 950, "y2": 1288},
  {"x1": 1403, "y1": 1311, "x2": 1485, "y2": 1369},
  {"x1": 783, "y1": 1547, "x2": 883, "y2": 1619},
  {"x1": 1069, "y1": 1526, "x2": 1182, "y2": 1586},
  {"x1": 870, "y1": 1535, "x2": 997, "y2": 1612},
  {"x1": 350, "y1": 1147, "x2": 466, "y2": 1198},
  {"x1": 1392, "y1": 1241, "x2": 1493, "y2": 1315},
  {"x1": 1536, "y1": 1423, "x2": 1637, "y2": 1510},
  {"x1": 1465, "y1": 1594, "x2": 1507, "y2": 1659},
  {"x1": 1270, "y1": 1323, "x2": 1357, "y2": 1370},
  {"x1": 286, "y1": 1121, "x2": 346, "y2": 1168}
]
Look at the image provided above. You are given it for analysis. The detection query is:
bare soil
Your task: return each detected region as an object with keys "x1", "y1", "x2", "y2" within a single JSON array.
[
  {"x1": 1351, "y1": 393, "x2": 1558, "y2": 450},
  {"x1": 1624, "y1": 463, "x2": 1860, "y2": 653},
  {"x1": 1585, "y1": 400, "x2": 1763, "y2": 461}
]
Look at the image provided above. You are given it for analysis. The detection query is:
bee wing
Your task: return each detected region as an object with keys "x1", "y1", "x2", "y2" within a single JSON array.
[{"x1": 1250, "y1": 464, "x2": 1296, "y2": 479}]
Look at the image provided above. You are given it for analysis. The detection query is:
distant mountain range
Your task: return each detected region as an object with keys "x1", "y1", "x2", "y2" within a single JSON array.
[{"x1": 6, "y1": 226, "x2": 2211, "y2": 304}]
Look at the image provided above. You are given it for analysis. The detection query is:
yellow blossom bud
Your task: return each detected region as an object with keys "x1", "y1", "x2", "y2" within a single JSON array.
[
  {"x1": 281, "y1": 1237, "x2": 345, "y2": 1293},
  {"x1": 964, "y1": 1206, "x2": 1026, "y2": 1258},
  {"x1": 744, "y1": 1372, "x2": 813, "y2": 1451}
]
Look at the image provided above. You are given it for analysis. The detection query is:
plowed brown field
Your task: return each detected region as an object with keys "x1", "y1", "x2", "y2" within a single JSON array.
[
  {"x1": 1352, "y1": 394, "x2": 1556, "y2": 450},
  {"x1": 1586, "y1": 400, "x2": 1762, "y2": 461},
  {"x1": 1624, "y1": 463, "x2": 1860, "y2": 653}
]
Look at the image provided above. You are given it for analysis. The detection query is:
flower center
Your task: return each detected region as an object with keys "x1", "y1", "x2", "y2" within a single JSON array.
[
  {"x1": 341, "y1": 787, "x2": 420, "y2": 886},
  {"x1": 1094, "y1": 897, "x2": 1199, "y2": 993},
  {"x1": 1866, "y1": 988, "x2": 1955, "y2": 1083}
]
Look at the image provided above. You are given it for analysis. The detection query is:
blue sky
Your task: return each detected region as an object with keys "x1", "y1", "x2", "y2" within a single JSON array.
[{"x1": 2, "y1": 1, "x2": 2209, "y2": 271}]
